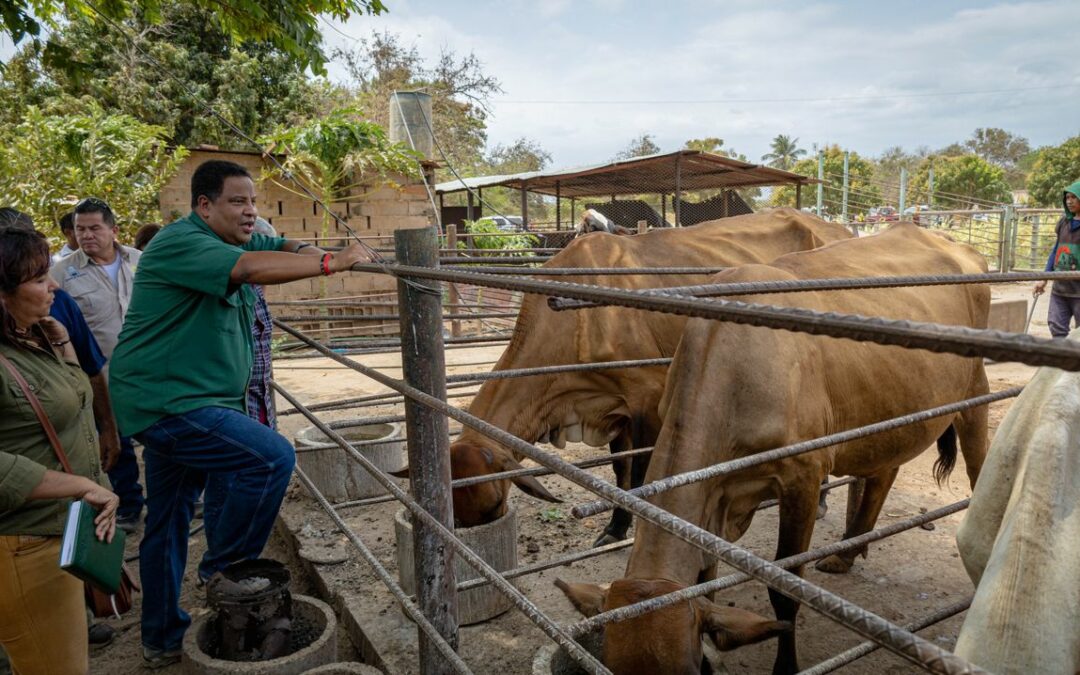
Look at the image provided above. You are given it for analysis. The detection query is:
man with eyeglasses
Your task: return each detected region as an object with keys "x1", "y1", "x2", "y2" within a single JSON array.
[{"x1": 50, "y1": 197, "x2": 145, "y2": 534}]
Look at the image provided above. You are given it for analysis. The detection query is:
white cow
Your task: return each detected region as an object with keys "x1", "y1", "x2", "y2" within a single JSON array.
[{"x1": 955, "y1": 330, "x2": 1080, "y2": 674}]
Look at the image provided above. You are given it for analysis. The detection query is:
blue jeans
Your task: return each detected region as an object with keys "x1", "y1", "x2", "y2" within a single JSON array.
[
  {"x1": 135, "y1": 406, "x2": 295, "y2": 652},
  {"x1": 1048, "y1": 293, "x2": 1080, "y2": 338},
  {"x1": 197, "y1": 474, "x2": 231, "y2": 582},
  {"x1": 108, "y1": 435, "x2": 145, "y2": 520}
]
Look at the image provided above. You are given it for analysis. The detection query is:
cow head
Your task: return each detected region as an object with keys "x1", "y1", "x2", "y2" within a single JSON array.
[
  {"x1": 556, "y1": 577, "x2": 791, "y2": 675},
  {"x1": 392, "y1": 439, "x2": 561, "y2": 528}
]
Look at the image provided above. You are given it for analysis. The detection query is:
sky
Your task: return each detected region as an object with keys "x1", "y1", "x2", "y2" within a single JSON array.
[{"x1": 321, "y1": 0, "x2": 1080, "y2": 169}]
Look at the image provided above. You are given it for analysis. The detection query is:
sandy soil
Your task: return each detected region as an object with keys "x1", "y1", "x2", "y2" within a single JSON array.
[{"x1": 91, "y1": 282, "x2": 1047, "y2": 674}]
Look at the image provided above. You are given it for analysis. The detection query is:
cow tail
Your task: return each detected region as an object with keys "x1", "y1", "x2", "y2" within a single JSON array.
[{"x1": 933, "y1": 423, "x2": 958, "y2": 486}]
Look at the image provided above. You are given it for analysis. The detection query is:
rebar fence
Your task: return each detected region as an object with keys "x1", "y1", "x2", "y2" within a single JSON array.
[{"x1": 266, "y1": 227, "x2": 1080, "y2": 675}]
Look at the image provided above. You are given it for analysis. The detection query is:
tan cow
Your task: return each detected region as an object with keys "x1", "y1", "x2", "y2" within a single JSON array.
[
  {"x1": 440, "y1": 209, "x2": 852, "y2": 543},
  {"x1": 559, "y1": 223, "x2": 991, "y2": 674}
]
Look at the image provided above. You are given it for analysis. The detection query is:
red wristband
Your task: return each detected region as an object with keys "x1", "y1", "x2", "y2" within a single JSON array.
[{"x1": 320, "y1": 253, "x2": 334, "y2": 276}]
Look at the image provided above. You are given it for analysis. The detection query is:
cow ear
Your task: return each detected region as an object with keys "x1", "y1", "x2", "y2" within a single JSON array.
[
  {"x1": 496, "y1": 455, "x2": 561, "y2": 503},
  {"x1": 389, "y1": 466, "x2": 410, "y2": 478},
  {"x1": 694, "y1": 598, "x2": 792, "y2": 651},
  {"x1": 554, "y1": 579, "x2": 609, "y2": 618}
]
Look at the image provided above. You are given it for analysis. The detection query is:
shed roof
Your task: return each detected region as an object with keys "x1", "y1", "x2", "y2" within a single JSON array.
[{"x1": 434, "y1": 150, "x2": 817, "y2": 198}]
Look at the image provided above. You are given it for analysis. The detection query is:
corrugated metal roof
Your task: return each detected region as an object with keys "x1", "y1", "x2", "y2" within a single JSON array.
[{"x1": 434, "y1": 150, "x2": 817, "y2": 198}]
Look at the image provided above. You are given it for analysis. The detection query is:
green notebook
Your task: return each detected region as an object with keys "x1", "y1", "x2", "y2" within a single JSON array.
[{"x1": 58, "y1": 500, "x2": 126, "y2": 594}]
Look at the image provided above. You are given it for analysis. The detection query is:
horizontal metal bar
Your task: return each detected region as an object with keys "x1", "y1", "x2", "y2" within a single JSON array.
[
  {"x1": 274, "y1": 381, "x2": 611, "y2": 675},
  {"x1": 273, "y1": 312, "x2": 517, "y2": 322},
  {"x1": 276, "y1": 383, "x2": 478, "y2": 417},
  {"x1": 572, "y1": 387, "x2": 1020, "y2": 519},
  {"x1": 428, "y1": 266, "x2": 726, "y2": 276},
  {"x1": 439, "y1": 256, "x2": 554, "y2": 264},
  {"x1": 455, "y1": 539, "x2": 634, "y2": 593},
  {"x1": 550, "y1": 270, "x2": 1080, "y2": 310},
  {"x1": 444, "y1": 357, "x2": 672, "y2": 383},
  {"x1": 570, "y1": 499, "x2": 969, "y2": 637},
  {"x1": 332, "y1": 447, "x2": 656, "y2": 509},
  {"x1": 277, "y1": 318, "x2": 986, "y2": 674},
  {"x1": 796, "y1": 599, "x2": 972, "y2": 675},
  {"x1": 348, "y1": 263, "x2": 1080, "y2": 373}
]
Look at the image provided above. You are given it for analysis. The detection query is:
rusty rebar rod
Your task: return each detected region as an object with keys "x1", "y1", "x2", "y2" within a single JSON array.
[
  {"x1": 439, "y1": 256, "x2": 554, "y2": 264},
  {"x1": 444, "y1": 357, "x2": 673, "y2": 383},
  {"x1": 331, "y1": 447, "x2": 656, "y2": 509},
  {"x1": 572, "y1": 387, "x2": 1021, "y2": 519},
  {"x1": 548, "y1": 270, "x2": 1080, "y2": 310},
  {"x1": 427, "y1": 266, "x2": 726, "y2": 276},
  {"x1": 273, "y1": 312, "x2": 518, "y2": 322},
  {"x1": 569, "y1": 499, "x2": 969, "y2": 637},
  {"x1": 277, "y1": 318, "x2": 986, "y2": 674},
  {"x1": 454, "y1": 539, "x2": 635, "y2": 593},
  {"x1": 796, "y1": 599, "x2": 972, "y2": 675},
  {"x1": 290, "y1": 464, "x2": 474, "y2": 675},
  {"x1": 349, "y1": 262, "x2": 1080, "y2": 372},
  {"x1": 274, "y1": 383, "x2": 611, "y2": 675}
]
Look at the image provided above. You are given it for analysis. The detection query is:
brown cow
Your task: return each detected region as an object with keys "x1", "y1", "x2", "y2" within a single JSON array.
[
  {"x1": 559, "y1": 223, "x2": 990, "y2": 674},
  {"x1": 439, "y1": 209, "x2": 852, "y2": 543}
]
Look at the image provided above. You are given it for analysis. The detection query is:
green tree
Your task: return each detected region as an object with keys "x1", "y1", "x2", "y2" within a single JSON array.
[
  {"x1": 771, "y1": 145, "x2": 880, "y2": 217},
  {"x1": 873, "y1": 146, "x2": 926, "y2": 204},
  {"x1": 0, "y1": 5, "x2": 331, "y2": 149},
  {"x1": 334, "y1": 31, "x2": 502, "y2": 179},
  {"x1": 614, "y1": 133, "x2": 661, "y2": 160},
  {"x1": 1027, "y1": 136, "x2": 1080, "y2": 207},
  {"x1": 0, "y1": 0, "x2": 385, "y2": 74},
  {"x1": 260, "y1": 108, "x2": 419, "y2": 244},
  {"x1": 472, "y1": 137, "x2": 552, "y2": 220},
  {"x1": 485, "y1": 137, "x2": 551, "y2": 174},
  {"x1": 0, "y1": 101, "x2": 188, "y2": 240},
  {"x1": 761, "y1": 134, "x2": 806, "y2": 170},
  {"x1": 964, "y1": 127, "x2": 1031, "y2": 187},
  {"x1": 908, "y1": 155, "x2": 1012, "y2": 207},
  {"x1": 684, "y1": 136, "x2": 748, "y2": 161}
]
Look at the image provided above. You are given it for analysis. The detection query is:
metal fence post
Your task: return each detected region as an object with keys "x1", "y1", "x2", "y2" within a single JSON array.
[
  {"x1": 898, "y1": 167, "x2": 907, "y2": 217},
  {"x1": 446, "y1": 224, "x2": 461, "y2": 338},
  {"x1": 841, "y1": 151, "x2": 850, "y2": 229},
  {"x1": 1030, "y1": 214, "x2": 1041, "y2": 270},
  {"x1": 816, "y1": 151, "x2": 824, "y2": 216},
  {"x1": 394, "y1": 227, "x2": 459, "y2": 673}
]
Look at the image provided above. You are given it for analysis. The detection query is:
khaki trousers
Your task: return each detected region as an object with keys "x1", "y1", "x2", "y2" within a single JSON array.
[{"x1": 0, "y1": 535, "x2": 87, "y2": 674}]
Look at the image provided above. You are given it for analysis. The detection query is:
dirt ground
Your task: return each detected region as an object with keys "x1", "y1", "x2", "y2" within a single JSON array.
[{"x1": 91, "y1": 282, "x2": 1046, "y2": 674}]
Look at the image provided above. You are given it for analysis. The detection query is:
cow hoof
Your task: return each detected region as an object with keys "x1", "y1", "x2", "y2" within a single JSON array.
[
  {"x1": 816, "y1": 502, "x2": 828, "y2": 520},
  {"x1": 814, "y1": 554, "x2": 854, "y2": 574},
  {"x1": 592, "y1": 532, "x2": 624, "y2": 548}
]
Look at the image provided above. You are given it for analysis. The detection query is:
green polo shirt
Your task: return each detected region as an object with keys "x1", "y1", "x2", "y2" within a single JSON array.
[{"x1": 109, "y1": 212, "x2": 285, "y2": 436}]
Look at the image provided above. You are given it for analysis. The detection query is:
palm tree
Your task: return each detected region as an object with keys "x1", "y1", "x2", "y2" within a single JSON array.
[{"x1": 761, "y1": 134, "x2": 807, "y2": 170}]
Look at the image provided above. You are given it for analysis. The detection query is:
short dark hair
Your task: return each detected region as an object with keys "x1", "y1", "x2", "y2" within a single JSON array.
[
  {"x1": 0, "y1": 208, "x2": 34, "y2": 232},
  {"x1": 191, "y1": 160, "x2": 252, "y2": 209},
  {"x1": 74, "y1": 197, "x2": 116, "y2": 227},
  {"x1": 133, "y1": 223, "x2": 162, "y2": 251},
  {"x1": 59, "y1": 211, "x2": 75, "y2": 233}
]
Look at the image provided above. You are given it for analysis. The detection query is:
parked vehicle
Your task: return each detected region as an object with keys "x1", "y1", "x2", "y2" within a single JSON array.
[
  {"x1": 475, "y1": 215, "x2": 526, "y2": 232},
  {"x1": 867, "y1": 206, "x2": 899, "y2": 224}
]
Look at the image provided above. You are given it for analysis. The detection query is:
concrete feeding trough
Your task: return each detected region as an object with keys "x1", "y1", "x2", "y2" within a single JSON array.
[
  {"x1": 183, "y1": 594, "x2": 337, "y2": 675},
  {"x1": 294, "y1": 423, "x2": 404, "y2": 502},
  {"x1": 394, "y1": 504, "x2": 517, "y2": 625}
]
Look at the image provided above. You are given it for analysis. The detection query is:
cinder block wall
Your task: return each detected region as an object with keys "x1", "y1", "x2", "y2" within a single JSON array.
[{"x1": 160, "y1": 148, "x2": 437, "y2": 337}]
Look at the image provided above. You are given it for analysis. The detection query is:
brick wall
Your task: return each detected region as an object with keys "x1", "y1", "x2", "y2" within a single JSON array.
[{"x1": 160, "y1": 148, "x2": 437, "y2": 337}]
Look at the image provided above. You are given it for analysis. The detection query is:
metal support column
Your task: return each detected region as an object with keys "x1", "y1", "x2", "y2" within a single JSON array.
[
  {"x1": 899, "y1": 167, "x2": 907, "y2": 217},
  {"x1": 817, "y1": 151, "x2": 824, "y2": 215},
  {"x1": 796, "y1": 183, "x2": 803, "y2": 209},
  {"x1": 674, "y1": 154, "x2": 683, "y2": 226},
  {"x1": 842, "y1": 151, "x2": 850, "y2": 229},
  {"x1": 466, "y1": 191, "x2": 474, "y2": 223},
  {"x1": 521, "y1": 183, "x2": 529, "y2": 229},
  {"x1": 394, "y1": 228, "x2": 459, "y2": 673},
  {"x1": 555, "y1": 181, "x2": 561, "y2": 231},
  {"x1": 447, "y1": 224, "x2": 461, "y2": 338}
]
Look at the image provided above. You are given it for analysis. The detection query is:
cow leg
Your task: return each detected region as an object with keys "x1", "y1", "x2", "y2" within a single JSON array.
[
  {"x1": 769, "y1": 479, "x2": 819, "y2": 675},
  {"x1": 815, "y1": 468, "x2": 899, "y2": 574},
  {"x1": 595, "y1": 431, "x2": 633, "y2": 547},
  {"x1": 816, "y1": 478, "x2": 830, "y2": 520}
]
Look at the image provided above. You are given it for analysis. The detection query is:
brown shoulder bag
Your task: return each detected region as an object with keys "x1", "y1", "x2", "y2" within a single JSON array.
[{"x1": 0, "y1": 351, "x2": 140, "y2": 619}]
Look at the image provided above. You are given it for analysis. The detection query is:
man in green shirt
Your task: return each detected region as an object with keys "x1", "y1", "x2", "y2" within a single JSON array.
[{"x1": 109, "y1": 160, "x2": 371, "y2": 667}]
